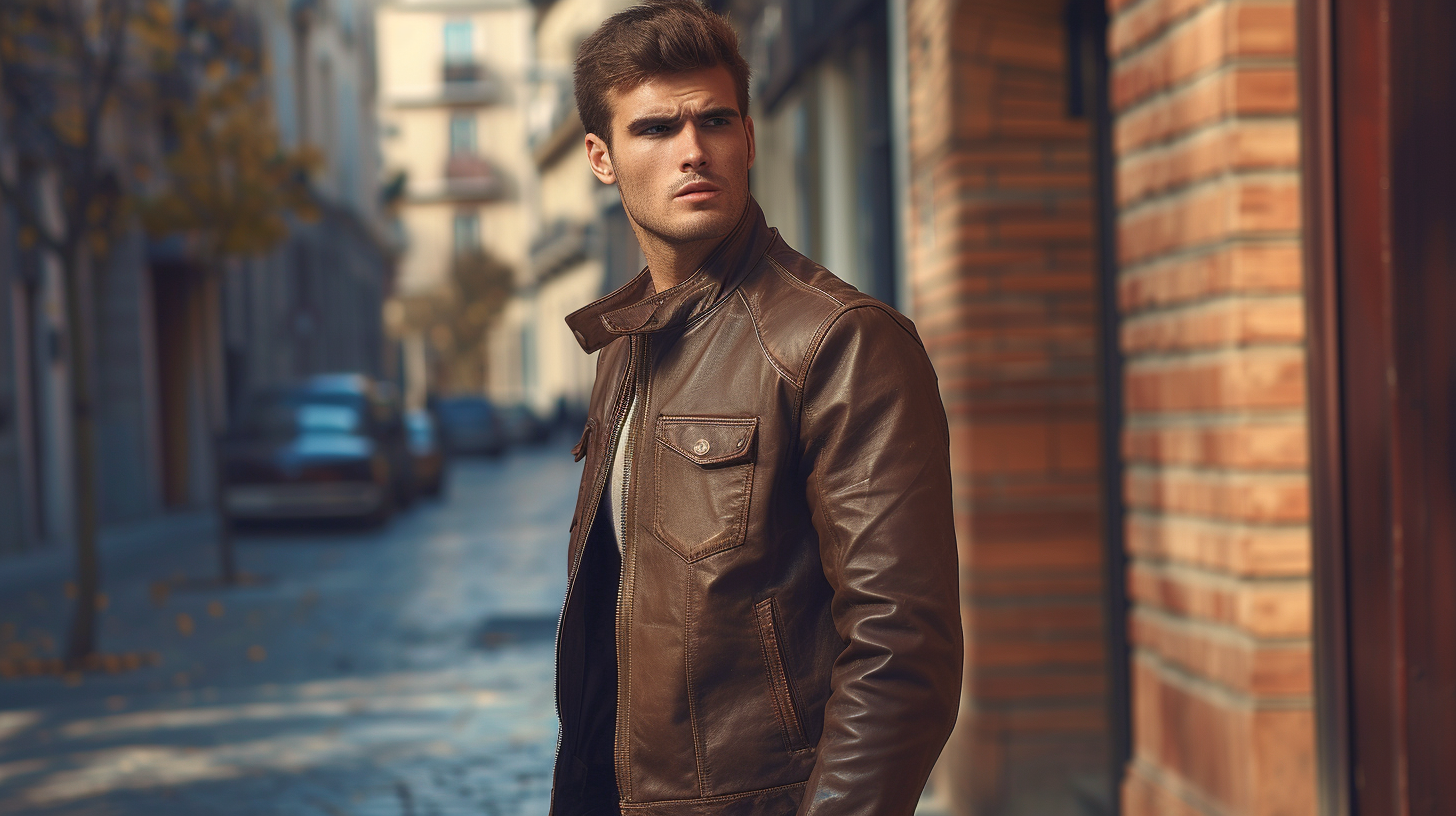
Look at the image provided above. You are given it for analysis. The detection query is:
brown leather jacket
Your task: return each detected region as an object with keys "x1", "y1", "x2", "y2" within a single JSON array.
[{"x1": 551, "y1": 199, "x2": 962, "y2": 816}]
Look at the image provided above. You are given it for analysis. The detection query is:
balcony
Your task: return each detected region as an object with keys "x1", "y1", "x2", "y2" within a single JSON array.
[
  {"x1": 384, "y1": 62, "x2": 500, "y2": 108},
  {"x1": 441, "y1": 153, "x2": 505, "y2": 201},
  {"x1": 403, "y1": 154, "x2": 508, "y2": 204},
  {"x1": 527, "y1": 77, "x2": 583, "y2": 166},
  {"x1": 530, "y1": 218, "x2": 596, "y2": 281},
  {"x1": 442, "y1": 60, "x2": 481, "y2": 85}
]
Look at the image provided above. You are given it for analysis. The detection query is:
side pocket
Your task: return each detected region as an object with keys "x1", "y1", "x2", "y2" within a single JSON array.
[
  {"x1": 571, "y1": 420, "x2": 594, "y2": 463},
  {"x1": 567, "y1": 418, "x2": 599, "y2": 577},
  {"x1": 753, "y1": 597, "x2": 810, "y2": 752}
]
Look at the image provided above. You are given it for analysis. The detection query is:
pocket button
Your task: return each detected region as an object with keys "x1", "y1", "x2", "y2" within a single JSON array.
[{"x1": 693, "y1": 439, "x2": 710, "y2": 456}]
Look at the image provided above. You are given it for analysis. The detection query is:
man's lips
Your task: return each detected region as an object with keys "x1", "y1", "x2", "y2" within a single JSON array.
[{"x1": 675, "y1": 181, "x2": 722, "y2": 202}]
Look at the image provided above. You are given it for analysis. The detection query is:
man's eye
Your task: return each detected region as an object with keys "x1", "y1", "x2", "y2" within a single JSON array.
[
  {"x1": 643, "y1": 125, "x2": 670, "y2": 135},
  {"x1": 705, "y1": 117, "x2": 730, "y2": 127}
]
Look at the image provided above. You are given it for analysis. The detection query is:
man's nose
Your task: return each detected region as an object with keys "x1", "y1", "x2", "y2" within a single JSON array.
[{"x1": 680, "y1": 123, "x2": 709, "y2": 171}]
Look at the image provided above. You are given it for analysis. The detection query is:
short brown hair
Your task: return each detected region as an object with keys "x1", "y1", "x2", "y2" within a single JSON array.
[{"x1": 574, "y1": 0, "x2": 751, "y2": 144}]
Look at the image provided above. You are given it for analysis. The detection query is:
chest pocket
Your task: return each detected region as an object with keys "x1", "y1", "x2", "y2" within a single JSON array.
[{"x1": 651, "y1": 415, "x2": 758, "y2": 562}]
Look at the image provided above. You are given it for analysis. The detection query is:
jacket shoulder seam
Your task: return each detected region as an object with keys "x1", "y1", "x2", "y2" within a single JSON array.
[
  {"x1": 735, "y1": 289, "x2": 798, "y2": 387},
  {"x1": 796, "y1": 303, "x2": 907, "y2": 391},
  {"x1": 767, "y1": 253, "x2": 844, "y2": 307}
]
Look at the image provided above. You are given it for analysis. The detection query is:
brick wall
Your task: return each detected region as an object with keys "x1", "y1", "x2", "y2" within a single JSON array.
[
  {"x1": 1106, "y1": 0, "x2": 1316, "y2": 813},
  {"x1": 905, "y1": 0, "x2": 1110, "y2": 812}
]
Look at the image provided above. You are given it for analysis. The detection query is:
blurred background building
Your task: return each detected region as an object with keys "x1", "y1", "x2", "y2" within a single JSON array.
[
  {"x1": 374, "y1": 0, "x2": 534, "y2": 409},
  {"x1": 2, "y1": 1, "x2": 1452, "y2": 815},
  {"x1": 486, "y1": 0, "x2": 639, "y2": 420},
  {"x1": 0, "y1": 0, "x2": 391, "y2": 553}
]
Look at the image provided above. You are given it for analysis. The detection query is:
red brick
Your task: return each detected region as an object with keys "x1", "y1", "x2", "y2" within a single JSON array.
[
  {"x1": 1231, "y1": 3, "x2": 1298, "y2": 57},
  {"x1": 1131, "y1": 608, "x2": 1312, "y2": 696},
  {"x1": 1123, "y1": 419, "x2": 1308, "y2": 470},
  {"x1": 955, "y1": 421, "x2": 1053, "y2": 475},
  {"x1": 974, "y1": 638, "x2": 1107, "y2": 669},
  {"x1": 1131, "y1": 657, "x2": 1316, "y2": 815},
  {"x1": 1118, "y1": 242, "x2": 1303, "y2": 312},
  {"x1": 1126, "y1": 512, "x2": 1309, "y2": 576},
  {"x1": 997, "y1": 218, "x2": 1096, "y2": 242},
  {"x1": 963, "y1": 532, "x2": 1104, "y2": 571},
  {"x1": 1118, "y1": 120, "x2": 1300, "y2": 206},
  {"x1": 1124, "y1": 348, "x2": 1307, "y2": 412},
  {"x1": 1120, "y1": 295, "x2": 1305, "y2": 353},
  {"x1": 974, "y1": 669, "x2": 1108, "y2": 701},
  {"x1": 1124, "y1": 466, "x2": 1309, "y2": 524},
  {"x1": 993, "y1": 169, "x2": 1091, "y2": 190},
  {"x1": 1115, "y1": 66, "x2": 1298, "y2": 153},
  {"x1": 1123, "y1": 761, "x2": 1211, "y2": 816},
  {"x1": 1112, "y1": 3, "x2": 1229, "y2": 110},
  {"x1": 1118, "y1": 175, "x2": 1300, "y2": 266},
  {"x1": 1109, "y1": 0, "x2": 1218, "y2": 58},
  {"x1": 1052, "y1": 420, "x2": 1100, "y2": 472},
  {"x1": 968, "y1": 598, "x2": 1107, "y2": 637},
  {"x1": 1127, "y1": 562, "x2": 1310, "y2": 637}
]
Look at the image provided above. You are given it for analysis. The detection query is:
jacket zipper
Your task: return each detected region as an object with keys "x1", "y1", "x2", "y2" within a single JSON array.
[
  {"x1": 550, "y1": 334, "x2": 640, "y2": 816},
  {"x1": 615, "y1": 334, "x2": 651, "y2": 800}
]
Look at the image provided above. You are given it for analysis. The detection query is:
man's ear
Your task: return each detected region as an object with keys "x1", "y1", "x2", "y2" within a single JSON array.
[
  {"x1": 745, "y1": 115, "x2": 756, "y2": 172},
  {"x1": 586, "y1": 133, "x2": 616, "y2": 184}
]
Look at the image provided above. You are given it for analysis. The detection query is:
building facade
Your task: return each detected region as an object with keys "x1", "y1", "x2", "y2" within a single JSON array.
[
  {"x1": 719, "y1": 0, "x2": 1455, "y2": 815},
  {"x1": 483, "y1": 0, "x2": 638, "y2": 418},
  {"x1": 0, "y1": 0, "x2": 391, "y2": 555},
  {"x1": 374, "y1": 0, "x2": 534, "y2": 406}
]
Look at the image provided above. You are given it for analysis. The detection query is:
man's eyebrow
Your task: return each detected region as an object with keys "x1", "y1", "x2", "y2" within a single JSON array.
[
  {"x1": 698, "y1": 106, "x2": 742, "y2": 121},
  {"x1": 625, "y1": 106, "x2": 742, "y2": 133}
]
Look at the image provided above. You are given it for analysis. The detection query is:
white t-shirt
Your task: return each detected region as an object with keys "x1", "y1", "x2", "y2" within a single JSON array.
[{"x1": 608, "y1": 394, "x2": 638, "y2": 554}]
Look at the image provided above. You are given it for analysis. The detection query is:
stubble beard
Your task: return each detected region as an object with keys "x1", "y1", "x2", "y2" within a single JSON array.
[{"x1": 616, "y1": 170, "x2": 748, "y2": 254}]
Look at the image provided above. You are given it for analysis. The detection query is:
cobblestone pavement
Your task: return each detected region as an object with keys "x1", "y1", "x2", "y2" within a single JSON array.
[{"x1": 0, "y1": 440, "x2": 579, "y2": 815}]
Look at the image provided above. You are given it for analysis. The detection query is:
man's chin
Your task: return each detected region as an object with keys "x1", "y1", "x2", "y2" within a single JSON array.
[{"x1": 653, "y1": 208, "x2": 741, "y2": 245}]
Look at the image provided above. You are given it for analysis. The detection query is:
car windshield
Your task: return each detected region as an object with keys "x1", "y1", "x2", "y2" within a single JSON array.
[{"x1": 237, "y1": 391, "x2": 365, "y2": 437}]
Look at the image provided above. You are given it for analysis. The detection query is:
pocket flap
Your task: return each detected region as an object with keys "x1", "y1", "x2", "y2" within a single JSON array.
[{"x1": 656, "y1": 416, "x2": 758, "y2": 467}]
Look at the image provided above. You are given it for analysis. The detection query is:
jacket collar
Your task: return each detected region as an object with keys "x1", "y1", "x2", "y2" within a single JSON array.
[{"x1": 566, "y1": 197, "x2": 773, "y2": 353}]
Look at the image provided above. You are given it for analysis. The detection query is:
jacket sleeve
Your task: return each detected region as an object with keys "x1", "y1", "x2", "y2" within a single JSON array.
[{"x1": 795, "y1": 305, "x2": 963, "y2": 816}]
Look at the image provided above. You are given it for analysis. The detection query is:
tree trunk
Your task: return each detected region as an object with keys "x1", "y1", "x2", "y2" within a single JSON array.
[
  {"x1": 204, "y1": 267, "x2": 237, "y2": 585},
  {"x1": 62, "y1": 250, "x2": 102, "y2": 667}
]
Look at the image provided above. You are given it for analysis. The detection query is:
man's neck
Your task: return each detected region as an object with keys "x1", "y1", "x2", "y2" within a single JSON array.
[{"x1": 637, "y1": 231, "x2": 722, "y2": 294}]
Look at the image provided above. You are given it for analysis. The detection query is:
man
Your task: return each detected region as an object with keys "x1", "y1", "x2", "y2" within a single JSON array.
[{"x1": 552, "y1": 3, "x2": 962, "y2": 815}]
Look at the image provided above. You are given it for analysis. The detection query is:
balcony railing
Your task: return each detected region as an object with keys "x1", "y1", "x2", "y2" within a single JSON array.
[
  {"x1": 383, "y1": 63, "x2": 499, "y2": 108},
  {"x1": 440, "y1": 153, "x2": 506, "y2": 201},
  {"x1": 530, "y1": 218, "x2": 595, "y2": 280},
  {"x1": 527, "y1": 77, "x2": 582, "y2": 165},
  {"x1": 442, "y1": 60, "x2": 481, "y2": 84}
]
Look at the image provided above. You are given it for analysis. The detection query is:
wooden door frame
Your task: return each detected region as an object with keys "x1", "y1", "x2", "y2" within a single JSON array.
[{"x1": 1299, "y1": 0, "x2": 1456, "y2": 813}]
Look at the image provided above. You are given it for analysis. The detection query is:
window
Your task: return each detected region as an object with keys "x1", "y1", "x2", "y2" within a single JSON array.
[
  {"x1": 449, "y1": 112, "x2": 476, "y2": 155},
  {"x1": 453, "y1": 211, "x2": 480, "y2": 255},
  {"x1": 443, "y1": 20, "x2": 473, "y2": 65}
]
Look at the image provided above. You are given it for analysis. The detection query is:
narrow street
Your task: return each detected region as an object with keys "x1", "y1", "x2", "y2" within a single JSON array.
[{"x1": 0, "y1": 441, "x2": 579, "y2": 815}]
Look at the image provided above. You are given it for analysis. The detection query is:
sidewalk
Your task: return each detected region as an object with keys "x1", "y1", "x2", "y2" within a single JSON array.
[
  {"x1": 0, "y1": 449, "x2": 572, "y2": 815},
  {"x1": 0, "y1": 510, "x2": 218, "y2": 594}
]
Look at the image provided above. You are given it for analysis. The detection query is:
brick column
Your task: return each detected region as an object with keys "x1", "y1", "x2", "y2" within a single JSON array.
[
  {"x1": 1106, "y1": 0, "x2": 1317, "y2": 814},
  {"x1": 905, "y1": 0, "x2": 1110, "y2": 812}
]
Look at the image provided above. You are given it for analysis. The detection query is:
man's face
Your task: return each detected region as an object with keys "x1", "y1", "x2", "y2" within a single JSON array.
[{"x1": 586, "y1": 66, "x2": 755, "y2": 253}]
